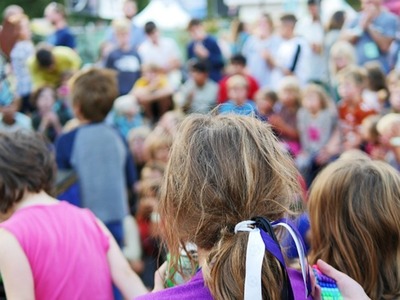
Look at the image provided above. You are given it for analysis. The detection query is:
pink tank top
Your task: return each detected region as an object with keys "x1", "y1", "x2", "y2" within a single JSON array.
[{"x1": 0, "y1": 201, "x2": 113, "y2": 300}]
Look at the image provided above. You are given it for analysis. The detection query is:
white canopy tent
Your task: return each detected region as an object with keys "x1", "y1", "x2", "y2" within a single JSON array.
[{"x1": 134, "y1": 0, "x2": 192, "y2": 30}]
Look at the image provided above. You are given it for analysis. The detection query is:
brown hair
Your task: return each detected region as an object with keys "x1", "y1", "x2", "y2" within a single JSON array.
[
  {"x1": 308, "y1": 159, "x2": 400, "y2": 299},
  {"x1": 255, "y1": 88, "x2": 278, "y2": 104},
  {"x1": 0, "y1": 131, "x2": 55, "y2": 214},
  {"x1": 70, "y1": 67, "x2": 118, "y2": 122},
  {"x1": 159, "y1": 114, "x2": 300, "y2": 299},
  {"x1": 302, "y1": 83, "x2": 331, "y2": 110},
  {"x1": 30, "y1": 85, "x2": 56, "y2": 108},
  {"x1": 326, "y1": 10, "x2": 345, "y2": 31},
  {"x1": 8, "y1": 13, "x2": 29, "y2": 39},
  {"x1": 364, "y1": 61, "x2": 388, "y2": 92},
  {"x1": 337, "y1": 65, "x2": 367, "y2": 88}
]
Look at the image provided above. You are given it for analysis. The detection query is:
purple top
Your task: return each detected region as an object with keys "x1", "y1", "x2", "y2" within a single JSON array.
[{"x1": 136, "y1": 268, "x2": 312, "y2": 300}]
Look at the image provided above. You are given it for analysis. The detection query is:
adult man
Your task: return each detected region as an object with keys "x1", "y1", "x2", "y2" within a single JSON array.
[
  {"x1": 44, "y1": 2, "x2": 76, "y2": 49},
  {"x1": 296, "y1": 0, "x2": 328, "y2": 83},
  {"x1": 138, "y1": 21, "x2": 181, "y2": 88},
  {"x1": 105, "y1": 0, "x2": 145, "y2": 52},
  {"x1": 342, "y1": 0, "x2": 399, "y2": 73},
  {"x1": 28, "y1": 45, "x2": 81, "y2": 88},
  {"x1": 187, "y1": 19, "x2": 224, "y2": 82},
  {"x1": 270, "y1": 14, "x2": 311, "y2": 89}
]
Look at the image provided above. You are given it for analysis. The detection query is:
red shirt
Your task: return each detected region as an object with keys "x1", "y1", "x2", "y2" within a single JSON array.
[
  {"x1": 217, "y1": 74, "x2": 259, "y2": 104},
  {"x1": 338, "y1": 101, "x2": 377, "y2": 131}
]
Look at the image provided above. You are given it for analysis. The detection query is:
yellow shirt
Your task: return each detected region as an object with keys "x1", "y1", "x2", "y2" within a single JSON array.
[
  {"x1": 133, "y1": 75, "x2": 168, "y2": 90},
  {"x1": 28, "y1": 46, "x2": 81, "y2": 88}
]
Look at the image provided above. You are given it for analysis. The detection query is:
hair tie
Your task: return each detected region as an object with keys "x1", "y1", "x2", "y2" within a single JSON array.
[
  {"x1": 234, "y1": 220, "x2": 265, "y2": 299},
  {"x1": 234, "y1": 218, "x2": 311, "y2": 300}
]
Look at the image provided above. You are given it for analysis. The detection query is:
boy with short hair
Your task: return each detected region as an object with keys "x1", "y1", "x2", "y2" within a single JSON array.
[
  {"x1": 106, "y1": 18, "x2": 141, "y2": 96},
  {"x1": 56, "y1": 67, "x2": 136, "y2": 247}
]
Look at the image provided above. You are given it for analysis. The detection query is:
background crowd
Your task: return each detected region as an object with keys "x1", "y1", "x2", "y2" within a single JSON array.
[{"x1": 0, "y1": 0, "x2": 400, "y2": 298}]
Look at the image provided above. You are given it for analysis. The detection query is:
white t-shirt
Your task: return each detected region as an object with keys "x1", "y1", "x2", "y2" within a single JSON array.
[
  {"x1": 138, "y1": 37, "x2": 181, "y2": 70},
  {"x1": 270, "y1": 36, "x2": 311, "y2": 90}
]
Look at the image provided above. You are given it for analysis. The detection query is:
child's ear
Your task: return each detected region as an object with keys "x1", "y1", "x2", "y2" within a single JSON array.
[{"x1": 73, "y1": 104, "x2": 84, "y2": 121}]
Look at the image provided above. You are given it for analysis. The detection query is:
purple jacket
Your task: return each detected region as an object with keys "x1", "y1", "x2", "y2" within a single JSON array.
[{"x1": 136, "y1": 268, "x2": 312, "y2": 300}]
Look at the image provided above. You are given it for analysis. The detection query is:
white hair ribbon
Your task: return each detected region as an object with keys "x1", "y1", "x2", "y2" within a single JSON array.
[{"x1": 234, "y1": 220, "x2": 264, "y2": 300}]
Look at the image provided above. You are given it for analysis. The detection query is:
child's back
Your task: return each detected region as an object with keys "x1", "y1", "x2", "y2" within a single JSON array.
[{"x1": 0, "y1": 201, "x2": 113, "y2": 299}]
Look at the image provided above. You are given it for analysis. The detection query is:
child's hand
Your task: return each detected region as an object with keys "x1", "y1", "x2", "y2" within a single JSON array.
[
  {"x1": 153, "y1": 262, "x2": 168, "y2": 292},
  {"x1": 315, "y1": 259, "x2": 370, "y2": 300}
]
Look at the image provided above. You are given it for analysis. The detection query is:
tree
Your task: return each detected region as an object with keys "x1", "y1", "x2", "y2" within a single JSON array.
[{"x1": 0, "y1": 0, "x2": 63, "y2": 22}]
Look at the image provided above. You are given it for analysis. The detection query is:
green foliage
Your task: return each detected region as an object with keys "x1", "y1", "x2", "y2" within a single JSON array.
[
  {"x1": 0, "y1": 0, "x2": 63, "y2": 22},
  {"x1": 346, "y1": 0, "x2": 361, "y2": 11}
]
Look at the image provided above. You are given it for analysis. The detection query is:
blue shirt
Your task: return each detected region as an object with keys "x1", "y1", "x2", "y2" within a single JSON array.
[
  {"x1": 187, "y1": 36, "x2": 224, "y2": 82},
  {"x1": 348, "y1": 10, "x2": 399, "y2": 73},
  {"x1": 47, "y1": 27, "x2": 76, "y2": 49},
  {"x1": 219, "y1": 100, "x2": 257, "y2": 116},
  {"x1": 55, "y1": 123, "x2": 136, "y2": 222},
  {"x1": 105, "y1": 48, "x2": 141, "y2": 95}
]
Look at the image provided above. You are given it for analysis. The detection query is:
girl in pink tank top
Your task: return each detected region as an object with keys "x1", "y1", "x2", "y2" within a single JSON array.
[{"x1": 0, "y1": 131, "x2": 148, "y2": 299}]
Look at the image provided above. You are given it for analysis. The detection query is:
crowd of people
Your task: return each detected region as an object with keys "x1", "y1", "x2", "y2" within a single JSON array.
[{"x1": 0, "y1": 0, "x2": 399, "y2": 299}]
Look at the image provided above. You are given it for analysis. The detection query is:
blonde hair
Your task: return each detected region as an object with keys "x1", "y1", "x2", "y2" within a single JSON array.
[
  {"x1": 112, "y1": 18, "x2": 131, "y2": 33},
  {"x1": 278, "y1": 76, "x2": 301, "y2": 106},
  {"x1": 160, "y1": 114, "x2": 300, "y2": 299},
  {"x1": 376, "y1": 113, "x2": 400, "y2": 136},
  {"x1": 226, "y1": 74, "x2": 248, "y2": 89},
  {"x1": 308, "y1": 159, "x2": 400, "y2": 299},
  {"x1": 144, "y1": 131, "x2": 173, "y2": 162},
  {"x1": 302, "y1": 84, "x2": 331, "y2": 110},
  {"x1": 388, "y1": 70, "x2": 400, "y2": 91},
  {"x1": 113, "y1": 94, "x2": 139, "y2": 115},
  {"x1": 329, "y1": 41, "x2": 356, "y2": 76}
]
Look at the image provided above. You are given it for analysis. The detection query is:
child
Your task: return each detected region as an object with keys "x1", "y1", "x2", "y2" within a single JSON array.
[
  {"x1": 219, "y1": 74, "x2": 256, "y2": 115},
  {"x1": 362, "y1": 61, "x2": 389, "y2": 112},
  {"x1": 254, "y1": 87, "x2": 277, "y2": 121},
  {"x1": 0, "y1": 131, "x2": 148, "y2": 299},
  {"x1": 135, "y1": 114, "x2": 368, "y2": 299},
  {"x1": 127, "y1": 126, "x2": 152, "y2": 175},
  {"x1": 268, "y1": 76, "x2": 301, "y2": 156},
  {"x1": 376, "y1": 113, "x2": 400, "y2": 171},
  {"x1": 360, "y1": 114, "x2": 384, "y2": 159},
  {"x1": 132, "y1": 64, "x2": 174, "y2": 123},
  {"x1": 31, "y1": 86, "x2": 71, "y2": 142},
  {"x1": 55, "y1": 68, "x2": 137, "y2": 249},
  {"x1": 9, "y1": 13, "x2": 35, "y2": 113},
  {"x1": 144, "y1": 130, "x2": 173, "y2": 164},
  {"x1": 179, "y1": 60, "x2": 218, "y2": 114},
  {"x1": 308, "y1": 158, "x2": 400, "y2": 299},
  {"x1": 0, "y1": 85, "x2": 32, "y2": 132},
  {"x1": 336, "y1": 65, "x2": 377, "y2": 151},
  {"x1": 105, "y1": 18, "x2": 141, "y2": 96},
  {"x1": 328, "y1": 41, "x2": 356, "y2": 102},
  {"x1": 387, "y1": 70, "x2": 400, "y2": 114},
  {"x1": 109, "y1": 94, "x2": 143, "y2": 139},
  {"x1": 296, "y1": 84, "x2": 337, "y2": 185},
  {"x1": 137, "y1": 114, "x2": 311, "y2": 299}
]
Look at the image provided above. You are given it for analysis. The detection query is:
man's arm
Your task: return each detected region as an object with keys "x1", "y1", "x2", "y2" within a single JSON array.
[{"x1": 365, "y1": 25, "x2": 395, "y2": 53}]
